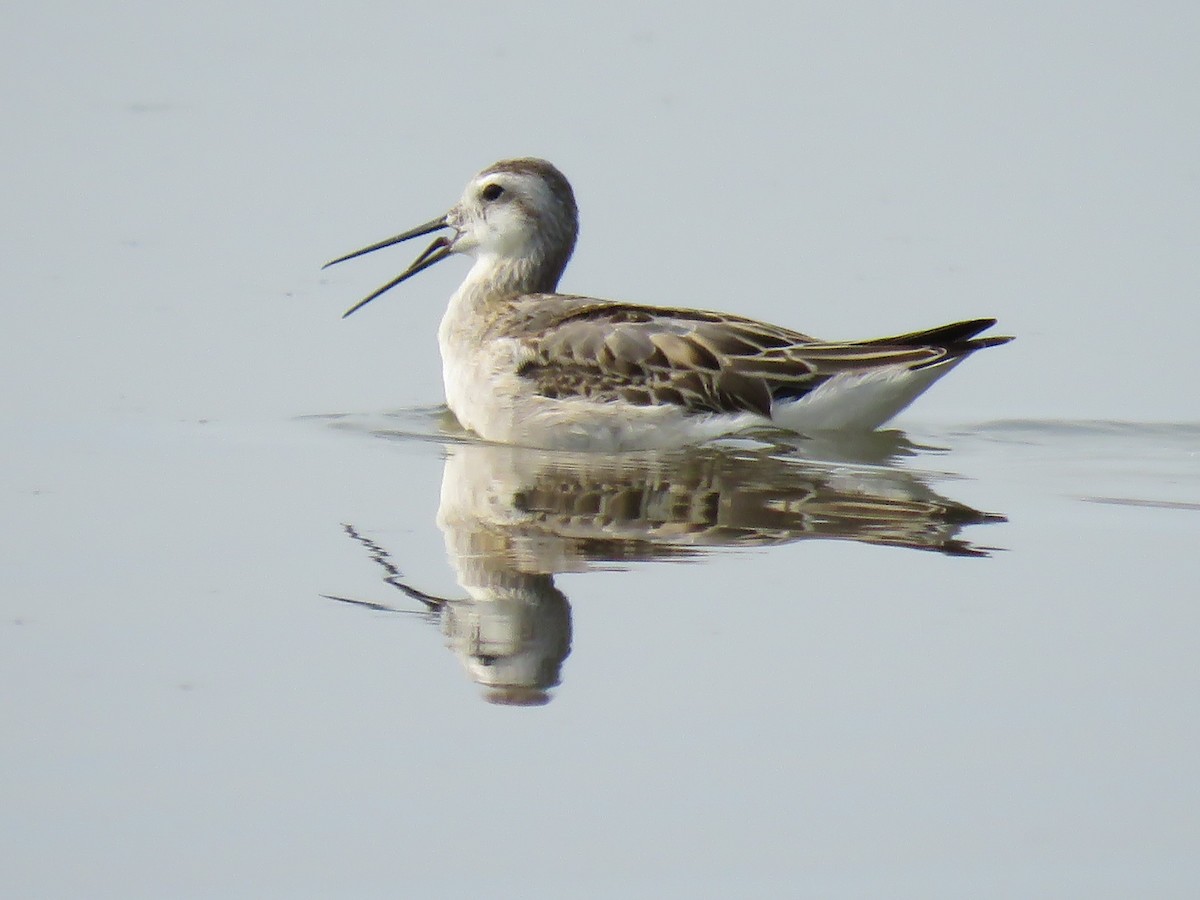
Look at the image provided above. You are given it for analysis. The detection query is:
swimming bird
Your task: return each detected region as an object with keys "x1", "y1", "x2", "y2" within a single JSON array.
[{"x1": 325, "y1": 158, "x2": 1011, "y2": 450}]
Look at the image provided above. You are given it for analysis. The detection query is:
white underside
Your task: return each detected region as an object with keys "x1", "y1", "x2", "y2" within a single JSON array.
[
  {"x1": 772, "y1": 358, "x2": 964, "y2": 433},
  {"x1": 444, "y1": 349, "x2": 964, "y2": 452}
]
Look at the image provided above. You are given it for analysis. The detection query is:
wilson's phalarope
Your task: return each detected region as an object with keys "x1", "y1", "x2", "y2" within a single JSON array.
[{"x1": 326, "y1": 158, "x2": 1012, "y2": 450}]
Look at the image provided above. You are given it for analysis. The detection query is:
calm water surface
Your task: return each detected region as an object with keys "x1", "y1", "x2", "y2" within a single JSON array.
[{"x1": 4, "y1": 412, "x2": 1197, "y2": 897}]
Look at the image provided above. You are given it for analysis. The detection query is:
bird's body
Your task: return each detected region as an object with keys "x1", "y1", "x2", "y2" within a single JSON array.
[{"x1": 327, "y1": 158, "x2": 1011, "y2": 451}]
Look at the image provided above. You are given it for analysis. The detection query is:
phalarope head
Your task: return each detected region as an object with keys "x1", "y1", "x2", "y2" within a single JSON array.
[{"x1": 326, "y1": 158, "x2": 578, "y2": 318}]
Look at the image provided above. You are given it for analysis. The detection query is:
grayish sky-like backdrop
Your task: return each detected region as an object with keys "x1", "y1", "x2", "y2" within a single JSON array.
[{"x1": 4, "y1": 2, "x2": 1198, "y2": 425}]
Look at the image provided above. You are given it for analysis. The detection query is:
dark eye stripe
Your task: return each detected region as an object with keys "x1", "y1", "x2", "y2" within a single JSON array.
[{"x1": 481, "y1": 183, "x2": 504, "y2": 201}]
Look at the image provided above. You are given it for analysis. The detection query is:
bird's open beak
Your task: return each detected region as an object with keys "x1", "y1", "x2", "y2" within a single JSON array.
[{"x1": 324, "y1": 215, "x2": 455, "y2": 318}]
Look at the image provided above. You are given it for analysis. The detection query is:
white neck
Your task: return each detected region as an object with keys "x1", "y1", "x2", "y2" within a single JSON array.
[{"x1": 468, "y1": 249, "x2": 562, "y2": 296}]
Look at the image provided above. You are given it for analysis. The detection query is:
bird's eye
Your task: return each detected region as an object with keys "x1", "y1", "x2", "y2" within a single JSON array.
[{"x1": 481, "y1": 183, "x2": 504, "y2": 202}]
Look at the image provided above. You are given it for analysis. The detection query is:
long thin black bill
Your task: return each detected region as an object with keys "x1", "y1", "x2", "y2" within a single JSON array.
[
  {"x1": 322, "y1": 215, "x2": 448, "y2": 269},
  {"x1": 341, "y1": 236, "x2": 453, "y2": 318}
]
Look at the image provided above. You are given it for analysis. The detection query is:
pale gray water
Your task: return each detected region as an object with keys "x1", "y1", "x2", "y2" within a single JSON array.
[
  {"x1": 5, "y1": 413, "x2": 1198, "y2": 898},
  {"x1": 4, "y1": 4, "x2": 1200, "y2": 898}
]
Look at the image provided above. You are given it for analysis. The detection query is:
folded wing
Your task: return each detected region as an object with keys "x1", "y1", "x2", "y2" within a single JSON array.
[{"x1": 510, "y1": 298, "x2": 1011, "y2": 418}]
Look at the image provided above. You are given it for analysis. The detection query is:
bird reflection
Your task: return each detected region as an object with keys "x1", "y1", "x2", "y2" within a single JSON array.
[{"x1": 328, "y1": 432, "x2": 1005, "y2": 705}]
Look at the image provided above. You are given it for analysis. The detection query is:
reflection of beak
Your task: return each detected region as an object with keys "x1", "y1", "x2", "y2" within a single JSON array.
[{"x1": 323, "y1": 215, "x2": 454, "y2": 318}]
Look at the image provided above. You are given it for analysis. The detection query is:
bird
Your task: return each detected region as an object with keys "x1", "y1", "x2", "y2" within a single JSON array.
[{"x1": 324, "y1": 158, "x2": 1012, "y2": 451}]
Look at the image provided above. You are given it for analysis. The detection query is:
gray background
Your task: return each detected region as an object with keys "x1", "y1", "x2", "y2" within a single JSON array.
[{"x1": 4, "y1": 1, "x2": 1198, "y2": 424}]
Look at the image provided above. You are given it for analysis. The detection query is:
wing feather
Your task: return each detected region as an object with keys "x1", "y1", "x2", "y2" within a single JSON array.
[{"x1": 508, "y1": 297, "x2": 1008, "y2": 417}]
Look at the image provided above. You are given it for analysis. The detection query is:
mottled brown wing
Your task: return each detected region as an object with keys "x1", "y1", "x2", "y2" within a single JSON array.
[{"x1": 508, "y1": 299, "x2": 973, "y2": 417}]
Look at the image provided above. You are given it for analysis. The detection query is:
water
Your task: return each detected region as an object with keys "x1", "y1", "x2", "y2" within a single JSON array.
[
  {"x1": 5, "y1": 412, "x2": 1197, "y2": 897},
  {"x1": 4, "y1": 4, "x2": 1200, "y2": 897}
]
